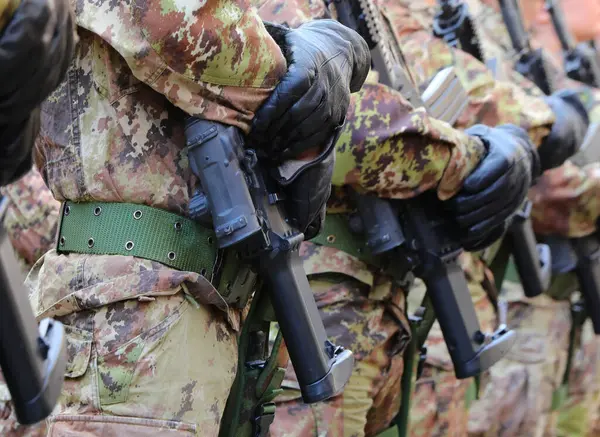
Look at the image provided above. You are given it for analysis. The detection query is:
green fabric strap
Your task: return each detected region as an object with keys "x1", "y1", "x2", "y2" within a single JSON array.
[
  {"x1": 415, "y1": 294, "x2": 437, "y2": 350},
  {"x1": 396, "y1": 319, "x2": 419, "y2": 437},
  {"x1": 57, "y1": 201, "x2": 217, "y2": 276},
  {"x1": 376, "y1": 425, "x2": 400, "y2": 437},
  {"x1": 219, "y1": 288, "x2": 284, "y2": 437},
  {"x1": 310, "y1": 214, "x2": 379, "y2": 266}
]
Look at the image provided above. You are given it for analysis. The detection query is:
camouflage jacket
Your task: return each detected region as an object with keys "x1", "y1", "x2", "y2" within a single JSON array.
[
  {"x1": 1, "y1": 168, "x2": 60, "y2": 273},
  {"x1": 31, "y1": 0, "x2": 289, "y2": 330},
  {"x1": 255, "y1": 0, "x2": 486, "y2": 288},
  {"x1": 391, "y1": 0, "x2": 600, "y2": 239}
]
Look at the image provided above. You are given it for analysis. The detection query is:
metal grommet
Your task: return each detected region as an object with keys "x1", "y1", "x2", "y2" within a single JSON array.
[
  {"x1": 59, "y1": 236, "x2": 65, "y2": 246},
  {"x1": 200, "y1": 268, "x2": 207, "y2": 276},
  {"x1": 87, "y1": 238, "x2": 95, "y2": 248},
  {"x1": 326, "y1": 234, "x2": 336, "y2": 243},
  {"x1": 207, "y1": 236, "x2": 213, "y2": 244},
  {"x1": 125, "y1": 241, "x2": 134, "y2": 251},
  {"x1": 167, "y1": 251, "x2": 176, "y2": 261},
  {"x1": 133, "y1": 210, "x2": 143, "y2": 220},
  {"x1": 94, "y1": 206, "x2": 102, "y2": 216},
  {"x1": 64, "y1": 205, "x2": 70, "y2": 216},
  {"x1": 174, "y1": 222, "x2": 182, "y2": 231}
]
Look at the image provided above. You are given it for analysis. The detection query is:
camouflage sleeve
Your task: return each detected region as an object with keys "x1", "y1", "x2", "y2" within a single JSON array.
[
  {"x1": 529, "y1": 162, "x2": 600, "y2": 238},
  {"x1": 74, "y1": 0, "x2": 287, "y2": 133},
  {"x1": 395, "y1": 29, "x2": 554, "y2": 147},
  {"x1": 1, "y1": 168, "x2": 60, "y2": 270},
  {"x1": 332, "y1": 82, "x2": 486, "y2": 201}
]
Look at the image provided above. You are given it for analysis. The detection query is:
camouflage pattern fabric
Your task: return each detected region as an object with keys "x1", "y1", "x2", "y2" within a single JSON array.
[
  {"x1": 468, "y1": 280, "x2": 572, "y2": 437},
  {"x1": 406, "y1": 255, "x2": 497, "y2": 437},
  {"x1": 28, "y1": 0, "x2": 290, "y2": 433},
  {"x1": 270, "y1": 243, "x2": 410, "y2": 437},
  {"x1": 0, "y1": 171, "x2": 58, "y2": 437},
  {"x1": 1, "y1": 168, "x2": 59, "y2": 272},
  {"x1": 557, "y1": 319, "x2": 600, "y2": 437}
]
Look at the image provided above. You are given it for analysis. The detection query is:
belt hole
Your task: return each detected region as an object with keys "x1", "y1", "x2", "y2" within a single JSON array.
[
  {"x1": 326, "y1": 234, "x2": 336, "y2": 243},
  {"x1": 208, "y1": 236, "x2": 213, "y2": 244},
  {"x1": 167, "y1": 251, "x2": 176, "y2": 261},
  {"x1": 125, "y1": 241, "x2": 134, "y2": 251},
  {"x1": 200, "y1": 268, "x2": 207, "y2": 276},
  {"x1": 87, "y1": 238, "x2": 94, "y2": 248},
  {"x1": 174, "y1": 222, "x2": 182, "y2": 231},
  {"x1": 64, "y1": 206, "x2": 70, "y2": 216},
  {"x1": 94, "y1": 206, "x2": 102, "y2": 216},
  {"x1": 133, "y1": 210, "x2": 143, "y2": 220},
  {"x1": 59, "y1": 236, "x2": 65, "y2": 246}
]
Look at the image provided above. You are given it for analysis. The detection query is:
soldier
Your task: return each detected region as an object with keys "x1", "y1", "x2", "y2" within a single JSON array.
[
  {"x1": 0, "y1": 0, "x2": 73, "y2": 433},
  {"x1": 26, "y1": 0, "x2": 374, "y2": 435},
  {"x1": 253, "y1": 2, "x2": 546, "y2": 437},
  {"x1": 520, "y1": 2, "x2": 600, "y2": 436},
  {"x1": 367, "y1": 1, "x2": 600, "y2": 436},
  {"x1": 0, "y1": 168, "x2": 59, "y2": 437}
]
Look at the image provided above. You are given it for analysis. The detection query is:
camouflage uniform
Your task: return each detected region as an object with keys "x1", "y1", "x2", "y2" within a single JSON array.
[
  {"x1": 0, "y1": 168, "x2": 59, "y2": 436},
  {"x1": 415, "y1": 1, "x2": 600, "y2": 436},
  {"x1": 29, "y1": 0, "x2": 289, "y2": 434},
  {"x1": 255, "y1": 0, "x2": 554, "y2": 436},
  {"x1": 250, "y1": 0, "x2": 508, "y2": 435},
  {"x1": 378, "y1": 1, "x2": 600, "y2": 436}
]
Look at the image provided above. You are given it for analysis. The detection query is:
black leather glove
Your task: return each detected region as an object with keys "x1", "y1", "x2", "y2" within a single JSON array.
[
  {"x1": 538, "y1": 89, "x2": 589, "y2": 172},
  {"x1": 0, "y1": 0, "x2": 75, "y2": 125},
  {"x1": 449, "y1": 124, "x2": 540, "y2": 251},
  {"x1": 278, "y1": 142, "x2": 336, "y2": 240},
  {"x1": 248, "y1": 19, "x2": 370, "y2": 160}
]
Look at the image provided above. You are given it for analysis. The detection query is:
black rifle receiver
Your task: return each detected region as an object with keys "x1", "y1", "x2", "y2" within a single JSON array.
[
  {"x1": 184, "y1": 119, "x2": 354, "y2": 403},
  {"x1": 334, "y1": 0, "x2": 516, "y2": 378},
  {"x1": 545, "y1": 0, "x2": 600, "y2": 87},
  {"x1": 0, "y1": 197, "x2": 66, "y2": 425},
  {"x1": 498, "y1": 0, "x2": 557, "y2": 95},
  {"x1": 433, "y1": 0, "x2": 486, "y2": 63}
]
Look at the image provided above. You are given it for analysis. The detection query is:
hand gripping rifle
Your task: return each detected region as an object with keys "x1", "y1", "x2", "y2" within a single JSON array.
[
  {"x1": 433, "y1": 0, "x2": 486, "y2": 63},
  {"x1": 545, "y1": 0, "x2": 600, "y2": 87},
  {"x1": 498, "y1": 0, "x2": 557, "y2": 95},
  {"x1": 184, "y1": 119, "x2": 353, "y2": 404},
  {"x1": 0, "y1": 197, "x2": 66, "y2": 425},
  {"x1": 333, "y1": 0, "x2": 516, "y2": 379},
  {"x1": 431, "y1": 0, "x2": 552, "y2": 299}
]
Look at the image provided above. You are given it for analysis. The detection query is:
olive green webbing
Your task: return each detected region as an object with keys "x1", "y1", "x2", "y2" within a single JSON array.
[
  {"x1": 310, "y1": 214, "x2": 378, "y2": 266},
  {"x1": 57, "y1": 201, "x2": 218, "y2": 277}
]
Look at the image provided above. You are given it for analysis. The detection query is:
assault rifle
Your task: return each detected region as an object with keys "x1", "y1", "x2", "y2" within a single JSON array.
[
  {"x1": 0, "y1": 196, "x2": 66, "y2": 425},
  {"x1": 433, "y1": 0, "x2": 486, "y2": 63},
  {"x1": 432, "y1": 0, "x2": 552, "y2": 299},
  {"x1": 546, "y1": 0, "x2": 600, "y2": 87},
  {"x1": 542, "y1": 123, "x2": 600, "y2": 334},
  {"x1": 334, "y1": 0, "x2": 516, "y2": 379},
  {"x1": 185, "y1": 119, "x2": 353, "y2": 404},
  {"x1": 498, "y1": 0, "x2": 557, "y2": 94}
]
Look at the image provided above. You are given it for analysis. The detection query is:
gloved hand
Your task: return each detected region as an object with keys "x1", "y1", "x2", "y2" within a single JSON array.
[
  {"x1": 248, "y1": 19, "x2": 370, "y2": 160},
  {"x1": 0, "y1": 0, "x2": 75, "y2": 125},
  {"x1": 538, "y1": 89, "x2": 589, "y2": 172},
  {"x1": 448, "y1": 124, "x2": 540, "y2": 251},
  {"x1": 278, "y1": 142, "x2": 336, "y2": 240}
]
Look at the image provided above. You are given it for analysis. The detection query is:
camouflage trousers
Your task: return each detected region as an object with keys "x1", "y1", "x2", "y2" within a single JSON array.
[
  {"x1": 270, "y1": 274, "x2": 410, "y2": 437},
  {"x1": 44, "y1": 292, "x2": 237, "y2": 436},
  {"x1": 558, "y1": 320, "x2": 600, "y2": 437},
  {"x1": 408, "y1": 277, "x2": 496, "y2": 437},
  {"x1": 0, "y1": 382, "x2": 47, "y2": 436},
  {"x1": 468, "y1": 289, "x2": 572, "y2": 437}
]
